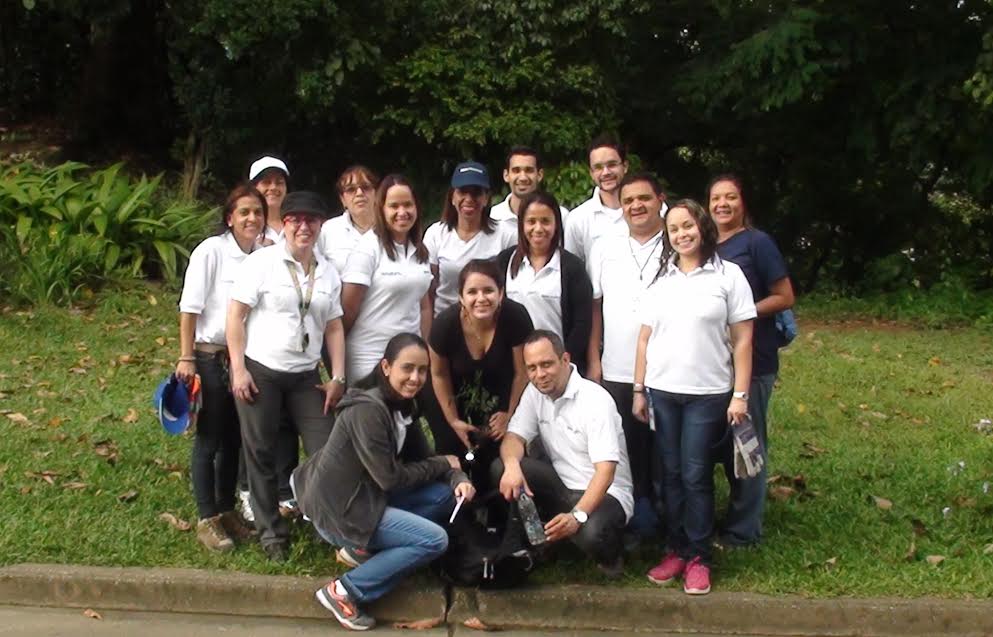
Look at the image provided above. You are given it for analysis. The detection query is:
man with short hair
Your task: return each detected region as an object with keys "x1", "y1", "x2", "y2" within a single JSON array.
[
  {"x1": 586, "y1": 172, "x2": 667, "y2": 537},
  {"x1": 564, "y1": 136, "x2": 630, "y2": 270},
  {"x1": 490, "y1": 146, "x2": 569, "y2": 231},
  {"x1": 492, "y1": 330, "x2": 633, "y2": 576}
]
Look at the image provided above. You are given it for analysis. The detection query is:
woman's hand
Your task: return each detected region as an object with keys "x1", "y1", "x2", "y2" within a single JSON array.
[
  {"x1": 450, "y1": 419, "x2": 478, "y2": 450},
  {"x1": 728, "y1": 397, "x2": 748, "y2": 425},
  {"x1": 318, "y1": 380, "x2": 345, "y2": 414},
  {"x1": 632, "y1": 391, "x2": 649, "y2": 424},
  {"x1": 175, "y1": 360, "x2": 196, "y2": 384},
  {"x1": 487, "y1": 411, "x2": 509, "y2": 441},
  {"x1": 231, "y1": 368, "x2": 259, "y2": 403},
  {"x1": 454, "y1": 481, "x2": 476, "y2": 502}
]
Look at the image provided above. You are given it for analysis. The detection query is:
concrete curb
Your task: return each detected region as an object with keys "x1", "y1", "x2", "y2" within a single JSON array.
[
  {"x1": 3, "y1": 563, "x2": 993, "y2": 635},
  {"x1": 450, "y1": 585, "x2": 993, "y2": 636},
  {"x1": 0, "y1": 563, "x2": 446, "y2": 623}
]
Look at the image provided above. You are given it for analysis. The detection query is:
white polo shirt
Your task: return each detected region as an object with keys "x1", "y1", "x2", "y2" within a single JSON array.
[
  {"x1": 589, "y1": 231, "x2": 666, "y2": 384},
  {"x1": 230, "y1": 244, "x2": 343, "y2": 374},
  {"x1": 565, "y1": 188, "x2": 668, "y2": 275},
  {"x1": 179, "y1": 232, "x2": 251, "y2": 346},
  {"x1": 341, "y1": 231, "x2": 433, "y2": 380},
  {"x1": 504, "y1": 250, "x2": 563, "y2": 338},
  {"x1": 424, "y1": 220, "x2": 517, "y2": 316},
  {"x1": 508, "y1": 365, "x2": 634, "y2": 521},
  {"x1": 490, "y1": 193, "x2": 569, "y2": 231},
  {"x1": 640, "y1": 255, "x2": 756, "y2": 394},
  {"x1": 319, "y1": 211, "x2": 371, "y2": 275},
  {"x1": 262, "y1": 225, "x2": 283, "y2": 245}
]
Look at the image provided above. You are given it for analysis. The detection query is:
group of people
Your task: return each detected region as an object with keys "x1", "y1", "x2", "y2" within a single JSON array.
[{"x1": 174, "y1": 136, "x2": 794, "y2": 630}]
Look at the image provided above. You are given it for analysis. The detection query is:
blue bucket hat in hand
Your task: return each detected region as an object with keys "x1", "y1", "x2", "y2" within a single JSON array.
[
  {"x1": 450, "y1": 161, "x2": 490, "y2": 189},
  {"x1": 153, "y1": 374, "x2": 194, "y2": 435}
]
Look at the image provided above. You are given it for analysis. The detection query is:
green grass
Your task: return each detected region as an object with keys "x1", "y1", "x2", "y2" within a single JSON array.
[{"x1": 1, "y1": 285, "x2": 993, "y2": 597}]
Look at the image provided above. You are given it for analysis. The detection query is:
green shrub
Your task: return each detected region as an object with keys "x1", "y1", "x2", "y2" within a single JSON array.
[{"x1": 0, "y1": 161, "x2": 214, "y2": 305}]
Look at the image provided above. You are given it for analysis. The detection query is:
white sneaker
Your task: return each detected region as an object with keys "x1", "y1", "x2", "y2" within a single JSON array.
[{"x1": 237, "y1": 489, "x2": 255, "y2": 523}]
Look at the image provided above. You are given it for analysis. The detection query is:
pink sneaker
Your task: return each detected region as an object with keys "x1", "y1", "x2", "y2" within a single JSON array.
[
  {"x1": 646, "y1": 552, "x2": 686, "y2": 585},
  {"x1": 682, "y1": 557, "x2": 711, "y2": 595}
]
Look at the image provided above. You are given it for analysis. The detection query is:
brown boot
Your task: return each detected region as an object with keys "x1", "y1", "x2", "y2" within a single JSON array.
[
  {"x1": 196, "y1": 515, "x2": 234, "y2": 552},
  {"x1": 219, "y1": 510, "x2": 257, "y2": 542}
]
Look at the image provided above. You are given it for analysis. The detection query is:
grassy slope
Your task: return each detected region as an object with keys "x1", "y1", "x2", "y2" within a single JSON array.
[{"x1": 1, "y1": 288, "x2": 992, "y2": 596}]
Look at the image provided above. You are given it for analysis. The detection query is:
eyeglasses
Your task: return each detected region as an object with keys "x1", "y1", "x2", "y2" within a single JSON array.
[
  {"x1": 342, "y1": 184, "x2": 374, "y2": 195},
  {"x1": 591, "y1": 160, "x2": 623, "y2": 173},
  {"x1": 283, "y1": 214, "x2": 322, "y2": 226}
]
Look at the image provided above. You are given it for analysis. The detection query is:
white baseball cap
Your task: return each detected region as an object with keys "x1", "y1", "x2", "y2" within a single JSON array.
[{"x1": 249, "y1": 156, "x2": 290, "y2": 181}]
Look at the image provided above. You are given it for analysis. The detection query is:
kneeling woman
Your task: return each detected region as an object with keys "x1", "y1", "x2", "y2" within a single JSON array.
[{"x1": 293, "y1": 334, "x2": 475, "y2": 631}]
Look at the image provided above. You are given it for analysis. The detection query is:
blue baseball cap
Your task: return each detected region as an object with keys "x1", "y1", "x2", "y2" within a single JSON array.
[
  {"x1": 451, "y1": 161, "x2": 490, "y2": 189},
  {"x1": 153, "y1": 374, "x2": 191, "y2": 435}
]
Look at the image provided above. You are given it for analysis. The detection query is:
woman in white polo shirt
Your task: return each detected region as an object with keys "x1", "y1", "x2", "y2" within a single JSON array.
[
  {"x1": 341, "y1": 174, "x2": 433, "y2": 380},
  {"x1": 176, "y1": 183, "x2": 263, "y2": 553},
  {"x1": 226, "y1": 191, "x2": 348, "y2": 562},
  {"x1": 496, "y1": 191, "x2": 593, "y2": 374},
  {"x1": 632, "y1": 199, "x2": 755, "y2": 596},
  {"x1": 249, "y1": 155, "x2": 290, "y2": 244},
  {"x1": 424, "y1": 161, "x2": 517, "y2": 316},
  {"x1": 319, "y1": 165, "x2": 380, "y2": 274}
]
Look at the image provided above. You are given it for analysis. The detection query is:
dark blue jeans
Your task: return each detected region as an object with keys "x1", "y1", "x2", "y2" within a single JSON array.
[
  {"x1": 191, "y1": 351, "x2": 240, "y2": 519},
  {"x1": 313, "y1": 482, "x2": 454, "y2": 603},
  {"x1": 650, "y1": 389, "x2": 731, "y2": 564},
  {"x1": 722, "y1": 373, "x2": 776, "y2": 545}
]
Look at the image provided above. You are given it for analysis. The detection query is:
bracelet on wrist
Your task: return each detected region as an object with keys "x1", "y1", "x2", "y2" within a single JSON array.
[{"x1": 177, "y1": 356, "x2": 195, "y2": 363}]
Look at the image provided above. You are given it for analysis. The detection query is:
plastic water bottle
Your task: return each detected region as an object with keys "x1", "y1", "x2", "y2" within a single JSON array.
[{"x1": 517, "y1": 492, "x2": 546, "y2": 546}]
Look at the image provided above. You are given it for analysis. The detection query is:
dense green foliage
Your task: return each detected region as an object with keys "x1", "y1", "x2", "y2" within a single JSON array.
[
  {"x1": 3, "y1": 1, "x2": 993, "y2": 292},
  {"x1": 0, "y1": 162, "x2": 214, "y2": 304}
]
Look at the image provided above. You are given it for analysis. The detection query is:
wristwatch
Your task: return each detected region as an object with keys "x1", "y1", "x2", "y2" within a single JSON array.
[
  {"x1": 632, "y1": 383, "x2": 645, "y2": 393},
  {"x1": 571, "y1": 508, "x2": 588, "y2": 525},
  {"x1": 732, "y1": 391, "x2": 749, "y2": 401},
  {"x1": 331, "y1": 375, "x2": 347, "y2": 386}
]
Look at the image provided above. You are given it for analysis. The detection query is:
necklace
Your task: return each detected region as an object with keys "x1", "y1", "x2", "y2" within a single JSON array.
[{"x1": 628, "y1": 233, "x2": 664, "y2": 281}]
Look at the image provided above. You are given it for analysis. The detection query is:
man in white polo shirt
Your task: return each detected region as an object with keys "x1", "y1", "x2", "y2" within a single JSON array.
[
  {"x1": 493, "y1": 330, "x2": 633, "y2": 577},
  {"x1": 586, "y1": 172, "x2": 667, "y2": 539},
  {"x1": 490, "y1": 146, "x2": 569, "y2": 231},
  {"x1": 564, "y1": 135, "x2": 630, "y2": 271}
]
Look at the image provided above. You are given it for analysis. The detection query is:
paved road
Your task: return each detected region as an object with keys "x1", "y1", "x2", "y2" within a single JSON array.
[{"x1": 0, "y1": 605, "x2": 782, "y2": 636}]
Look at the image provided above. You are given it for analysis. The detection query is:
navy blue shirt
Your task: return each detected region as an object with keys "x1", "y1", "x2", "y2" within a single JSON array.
[{"x1": 716, "y1": 229, "x2": 790, "y2": 376}]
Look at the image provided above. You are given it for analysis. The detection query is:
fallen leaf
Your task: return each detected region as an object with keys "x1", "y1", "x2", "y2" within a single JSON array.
[
  {"x1": 904, "y1": 539, "x2": 917, "y2": 561},
  {"x1": 93, "y1": 440, "x2": 119, "y2": 465},
  {"x1": 800, "y1": 442, "x2": 826, "y2": 458},
  {"x1": 824, "y1": 556, "x2": 838, "y2": 570},
  {"x1": 83, "y1": 608, "x2": 102, "y2": 620},
  {"x1": 462, "y1": 617, "x2": 490, "y2": 631},
  {"x1": 68, "y1": 367, "x2": 87, "y2": 375},
  {"x1": 19, "y1": 485, "x2": 31, "y2": 495},
  {"x1": 47, "y1": 417, "x2": 64, "y2": 428},
  {"x1": 869, "y1": 411, "x2": 889, "y2": 420},
  {"x1": 911, "y1": 518, "x2": 928, "y2": 537},
  {"x1": 24, "y1": 470, "x2": 60, "y2": 485},
  {"x1": 6, "y1": 412, "x2": 29, "y2": 424},
  {"x1": 928, "y1": 356, "x2": 942, "y2": 366},
  {"x1": 941, "y1": 380, "x2": 956, "y2": 388},
  {"x1": 62, "y1": 481, "x2": 87, "y2": 490},
  {"x1": 117, "y1": 490, "x2": 139, "y2": 503},
  {"x1": 393, "y1": 617, "x2": 444, "y2": 630},
  {"x1": 122, "y1": 408, "x2": 138, "y2": 424},
  {"x1": 769, "y1": 486, "x2": 797, "y2": 501},
  {"x1": 954, "y1": 496, "x2": 977, "y2": 508},
  {"x1": 159, "y1": 512, "x2": 191, "y2": 532},
  {"x1": 155, "y1": 337, "x2": 167, "y2": 347},
  {"x1": 118, "y1": 354, "x2": 134, "y2": 364},
  {"x1": 795, "y1": 403, "x2": 807, "y2": 415},
  {"x1": 147, "y1": 294, "x2": 158, "y2": 306},
  {"x1": 926, "y1": 555, "x2": 945, "y2": 566},
  {"x1": 871, "y1": 495, "x2": 893, "y2": 510},
  {"x1": 983, "y1": 544, "x2": 993, "y2": 555}
]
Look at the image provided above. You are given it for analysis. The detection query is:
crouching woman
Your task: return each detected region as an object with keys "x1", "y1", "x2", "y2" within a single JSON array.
[{"x1": 292, "y1": 333, "x2": 475, "y2": 631}]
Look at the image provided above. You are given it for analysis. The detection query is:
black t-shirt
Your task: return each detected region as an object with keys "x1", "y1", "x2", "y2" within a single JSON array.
[
  {"x1": 716, "y1": 228, "x2": 790, "y2": 376},
  {"x1": 429, "y1": 298, "x2": 533, "y2": 421}
]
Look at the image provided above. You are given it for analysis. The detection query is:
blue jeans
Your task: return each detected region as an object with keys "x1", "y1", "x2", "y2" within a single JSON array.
[
  {"x1": 314, "y1": 482, "x2": 453, "y2": 603},
  {"x1": 722, "y1": 373, "x2": 776, "y2": 545},
  {"x1": 650, "y1": 389, "x2": 731, "y2": 564}
]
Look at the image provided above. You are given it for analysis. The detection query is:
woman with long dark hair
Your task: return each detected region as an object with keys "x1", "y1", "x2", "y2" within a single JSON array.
[
  {"x1": 632, "y1": 199, "x2": 755, "y2": 596},
  {"x1": 294, "y1": 333, "x2": 474, "y2": 631},
  {"x1": 497, "y1": 191, "x2": 592, "y2": 373},
  {"x1": 707, "y1": 174, "x2": 794, "y2": 546},
  {"x1": 176, "y1": 183, "x2": 263, "y2": 552}
]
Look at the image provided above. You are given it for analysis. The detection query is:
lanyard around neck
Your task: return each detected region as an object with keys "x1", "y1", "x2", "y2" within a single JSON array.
[
  {"x1": 628, "y1": 234, "x2": 663, "y2": 281},
  {"x1": 285, "y1": 259, "x2": 316, "y2": 321}
]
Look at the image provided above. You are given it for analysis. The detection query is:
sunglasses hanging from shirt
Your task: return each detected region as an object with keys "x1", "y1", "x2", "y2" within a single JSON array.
[{"x1": 285, "y1": 260, "x2": 316, "y2": 352}]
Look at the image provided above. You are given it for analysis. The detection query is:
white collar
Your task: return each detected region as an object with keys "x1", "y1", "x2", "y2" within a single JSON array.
[
  {"x1": 491, "y1": 194, "x2": 517, "y2": 221},
  {"x1": 554, "y1": 363, "x2": 583, "y2": 402},
  {"x1": 628, "y1": 229, "x2": 665, "y2": 249},
  {"x1": 662, "y1": 253, "x2": 721, "y2": 277},
  {"x1": 223, "y1": 231, "x2": 253, "y2": 257},
  {"x1": 522, "y1": 249, "x2": 561, "y2": 273}
]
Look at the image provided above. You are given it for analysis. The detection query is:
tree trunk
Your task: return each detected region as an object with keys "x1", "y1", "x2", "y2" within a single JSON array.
[{"x1": 181, "y1": 129, "x2": 206, "y2": 201}]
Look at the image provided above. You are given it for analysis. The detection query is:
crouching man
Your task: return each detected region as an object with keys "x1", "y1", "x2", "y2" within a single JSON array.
[{"x1": 491, "y1": 329, "x2": 634, "y2": 576}]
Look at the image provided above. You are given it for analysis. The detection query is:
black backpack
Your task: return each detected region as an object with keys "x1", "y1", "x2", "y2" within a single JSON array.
[{"x1": 439, "y1": 496, "x2": 536, "y2": 588}]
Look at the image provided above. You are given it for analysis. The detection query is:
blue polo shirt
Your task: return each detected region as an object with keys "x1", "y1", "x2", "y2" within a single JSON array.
[{"x1": 716, "y1": 228, "x2": 790, "y2": 376}]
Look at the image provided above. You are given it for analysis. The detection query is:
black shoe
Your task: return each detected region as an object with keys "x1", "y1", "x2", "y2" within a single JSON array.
[{"x1": 263, "y1": 541, "x2": 289, "y2": 563}]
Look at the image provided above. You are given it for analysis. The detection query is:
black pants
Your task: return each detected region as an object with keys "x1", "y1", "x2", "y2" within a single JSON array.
[
  {"x1": 602, "y1": 380, "x2": 654, "y2": 501},
  {"x1": 489, "y1": 457, "x2": 626, "y2": 564},
  {"x1": 191, "y1": 351, "x2": 241, "y2": 519},
  {"x1": 235, "y1": 358, "x2": 333, "y2": 547},
  {"x1": 236, "y1": 418, "x2": 298, "y2": 501}
]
